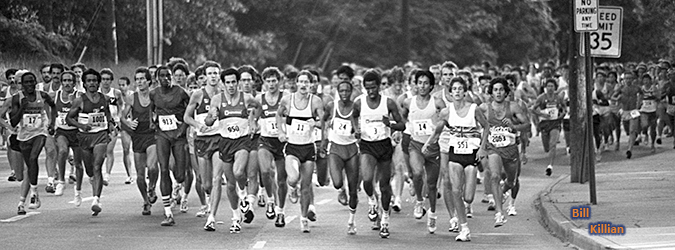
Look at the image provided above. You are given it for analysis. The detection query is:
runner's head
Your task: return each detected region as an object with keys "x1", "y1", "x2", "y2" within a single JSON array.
[
  {"x1": 363, "y1": 69, "x2": 382, "y2": 100},
  {"x1": 595, "y1": 71, "x2": 607, "y2": 85},
  {"x1": 262, "y1": 67, "x2": 282, "y2": 94},
  {"x1": 450, "y1": 76, "x2": 467, "y2": 100},
  {"x1": 61, "y1": 71, "x2": 76, "y2": 93},
  {"x1": 488, "y1": 77, "x2": 510, "y2": 103},
  {"x1": 50, "y1": 63, "x2": 65, "y2": 86},
  {"x1": 414, "y1": 70, "x2": 435, "y2": 96},
  {"x1": 156, "y1": 65, "x2": 172, "y2": 88},
  {"x1": 119, "y1": 76, "x2": 131, "y2": 92},
  {"x1": 40, "y1": 63, "x2": 51, "y2": 83},
  {"x1": 309, "y1": 69, "x2": 321, "y2": 95},
  {"x1": 202, "y1": 61, "x2": 221, "y2": 87},
  {"x1": 336, "y1": 65, "x2": 355, "y2": 83},
  {"x1": 641, "y1": 74, "x2": 652, "y2": 86},
  {"x1": 100, "y1": 68, "x2": 114, "y2": 89},
  {"x1": 221, "y1": 67, "x2": 240, "y2": 96},
  {"x1": 429, "y1": 64, "x2": 441, "y2": 85},
  {"x1": 296, "y1": 70, "x2": 313, "y2": 95},
  {"x1": 19, "y1": 71, "x2": 37, "y2": 95},
  {"x1": 195, "y1": 65, "x2": 207, "y2": 86},
  {"x1": 135, "y1": 67, "x2": 152, "y2": 91},
  {"x1": 389, "y1": 66, "x2": 405, "y2": 94},
  {"x1": 5, "y1": 68, "x2": 18, "y2": 84},
  {"x1": 337, "y1": 80, "x2": 353, "y2": 102},
  {"x1": 172, "y1": 63, "x2": 189, "y2": 88},
  {"x1": 543, "y1": 78, "x2": 558, "y2": 94},
  {"x1": 71, "y1": 63, "x2": 87, "y2": 83},
  {"x1": 82, "y1": 68, "x2": 101, "y2": 94},
  {"x1": 622, "y1": 70, "x2": 636, "y2": 86},
  {"x1": 238, "y1": 65, "x2": 258, "y2": 94}
]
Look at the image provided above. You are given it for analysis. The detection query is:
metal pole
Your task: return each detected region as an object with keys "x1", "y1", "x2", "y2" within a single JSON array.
[
  {"x1": 158, "y1": 0, "x2": 163, "y2": 64},
  {"x1": 111, "y1": 0, "x2": 119, "y2": 65},
  {"x1": 152, "y1": 0, "x2": 159, "y2": 65},
  {"x1": 584, "y1": 32, "x2": 597, "y2": 205},
  {"x1": 77, "y1": 46, "x2": 88, "y2": 63},
  {"x1": 146, "y1": 0, "x2": 152, "y2": 66},
  {"x1": 568, "y1": 0, "x2": 582, "y2": 183}
]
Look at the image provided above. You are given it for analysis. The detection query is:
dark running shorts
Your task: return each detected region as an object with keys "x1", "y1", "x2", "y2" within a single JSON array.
[
  {"x1": 408, "y1": 140, "x2": 440, "y2": 164},
  {"x1": 195, "y1": 135, "x2": 221, "y2": 158},
  {"x1": 359, "y1": 138, "x2": 394, "y2": 162},
  {"x1": 446, "y1": 148, "x2": 479, "y2": 168},
  {"x1": 284, "y1": 143, "x2": 316, "y2": 163},
  {"x1": 219, "y1": 136, "x2": 250, "y2": 163},
  {"x1": 487, "y1": 144, "x2": 520, "y2": 171},
  {"x1": 327, "y1": 142, "x2": 359, "y2": 161},
  {"x1": 539, "y1": 120, "x2": 562, "y2": 134},
  {"x1": 55, "y1": 129, "x2": 80, "y2": 148},
  {"x1": 77, "y1": 131, "x2": 110, "y2": 151},
  {"x1": 131, "y1": 132, "x2": 156, "y2": 153},
  {"x1": 9, "y1": 134, "x2": 21, "y2": 152},
  {"x1": 401, "y1": 133, "x2": 411, "y2": 155},
  {"x1": 19, "y1": 135, "x2": 46, "y2": 152},
  {"x1": 248, "y1": 133, "x2": 260, "y2": 151},
  {"x1": 258, "y1": 136, "x2": 284, "y2": 161}
]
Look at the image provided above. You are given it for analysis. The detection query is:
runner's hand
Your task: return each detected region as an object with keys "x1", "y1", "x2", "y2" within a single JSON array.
[
  {"x1": 278, "y1": 131, "x2": 288, "y2": 143},
  {"x1": 477, "y1": 148, "x2": 488, "y2": 161},
  {"x1": 382, "y1": 116, "x2": 391, "y2": 127},
  {"x1": 129, "y1": 118, "x2": 139, "y2": 130},
  {"x1": 421, "y1": 143, "x2": 430, "y2": 155}
]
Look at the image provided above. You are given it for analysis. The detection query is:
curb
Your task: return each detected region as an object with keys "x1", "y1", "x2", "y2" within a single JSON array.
[{"x1": 533, "y1": 174, "x2": 614, "y2": 250}]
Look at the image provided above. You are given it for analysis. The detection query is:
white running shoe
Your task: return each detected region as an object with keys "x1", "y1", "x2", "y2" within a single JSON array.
[
  {"x1": 413, "y1": 201, "x2": 426, "y2": 219},
  {"x1": 196, "y1": 205, "x2": 209, "y2": 217},
  {"x1": 455, "y1": 227, "x2": 471, "y2": 242},
  {"x1": 54, "y1": 182, "x2": 65, "y2": 196},
  {"x1": 74, "y1": 192, "x2": 82, "y2": 207},
  {"x1": 448, "y1": 217, "x2": 459, "y2": 232},
  {"x1": 507, "y1": 205, "x2": 517, "y2": 216},
  {"x1": 427, "y1": 214, "x2": 437, "y2": 234},
  {"x1": 494, "y1": 212, "x2": 507, "y2": 227}
]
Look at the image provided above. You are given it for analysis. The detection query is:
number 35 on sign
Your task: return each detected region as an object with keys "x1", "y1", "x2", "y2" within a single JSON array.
[{"x1": 580, "y1": 7, "x2": 623, "y2": 58}]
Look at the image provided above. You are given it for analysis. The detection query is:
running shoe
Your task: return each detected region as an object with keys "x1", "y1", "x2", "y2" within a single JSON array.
[
  {"x1": 240, "y1": 200, "x2": 255, "y2": 224},
  {"x1": 337, "y1": 189, "x2": 348, "y2": 206},
  {"x1": 28, "y1": 194, "x2": 41, "y2": 209},
  {"x1": 265, "y1": 203, "x2": 276, "y2": 220},
  {"x1": 102, "y1": 176, "x2": 109, "y2": 186},
  {"x1": 17, "y1": 205, "x2": 26, "y2": 215},
  {"x1": 180, "y1": 198, "x2": 188, "y2": 213},
  {"x1": 481, "y1": 194, "x2": 490, "y2": 203},
  {"x1": 427, "y1": 214, "x2": 437, "y2": 234},
  {"x1": 448, "y1": 217, "x2": 459, "y2": 232},
  {"x1": 307, "y1": 205, "x2": 317, "y2": 222},
  {"x1": 204, "y1": 219, "x2": 216, "y2": 231},
  {"x1": 507, "y1": 205, "x2": 517, "y2": 216},
  {"x1": 91, "y1": 201, "x2": 102, "y2": 216},
  {"x1": 379, "y1": 223, "x2": 390, "y2": 238},
  {"x1": 275, "y1": 213, "x2": 286, "y2": 227},
  {"x1": 367, "y1": 204, "x2": 379, "y2": 222},
  {"x1": 487, "y1": 199, "x2": 496, "y2": 211},
  {"x1": 300, "y1": 218, "x2": 310, "y2": 233},
  {"x1": 371, "y1": 216, "x2": 381, "y2": 230},
  {"x1": 147, "y1": 189, "x2": 158, "y2": 204},
  {"x1": 413, "y1": 202, "x2": 426, "y2": 219},
  {"x1": 466, "y1": 203, "x2": 473, "y2": 218},
  {"x1": 196, "y1": 205, "x2": 209, "y2": 218},
  {"x1": 289, "y1": 187, "x2": 299, "y2": 204},
  {"x1": 142, "y1": 203, "x2": 152, "y2": 216},
  {"x1": 74, "y1": 193, "x2": 82, "y2": 207},
  {"x1": 8, "y1": 171, "x2": 16, "y2": 182},
  {"x1": 545, "y1": 165, "x2": 553, "y2": 176},
  {"x1": 347, "y1": 222, "x2": 357, "y2": 235},
  {"x1": 391, "y1": 197, "x2": 401, "y2": 212},
  {"x1": 626, "y1": 150, "x2": 632, "y2": 159},
  {"x1": 230, "y1": 219, "x2": 241, "y2": 234},
  {"x1": 173, "y1": 184, "x2": 182, "y2": 204},
  {"x1": 161, "y1": 215, "x2": 175, "y2": 226},
  {"x1": 45, "y1": 183, "x2": 55, "y2": 193},
  {"x1": 125, "y1": 176, "x2": 133, "y2": 185},
  {"x1": 455, "y1": 227, "x2": 471, "y2": 242},
  {"x1": 257, "y1": 189, "x2": 266, "y2": 208},
  {"x1": 494, "y1": 212, "x2": 507, "y2": 227},
  {"x1": 54, "y1": 182, "x2": 65, "y2": 196}
]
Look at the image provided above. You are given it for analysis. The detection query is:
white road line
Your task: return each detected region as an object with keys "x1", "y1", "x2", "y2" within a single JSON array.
[
  {"x1": 597, "y1": 170, "x2": 675, "y2": 176},
  {"x1": 623, "y1": 242, "x2": 675, "y2": 249},
  {"x1": 286, "y1": 215, "x2": 297, "y2": 224},
  {"x1": 252, "y1": 241, "x2": 266, "y2": 249},
  {"x1": 68, "y1": 196, "x2": 102, "y2": 204},
  {"x1": 1, "y1": 212, "x2": 40, "y2": 223},
  {"x1": 316, "y1": 199, "x2": 332, "y2": 205},
  {"x1": 472, "y1": 233, "x2": 535, "y2": 236}
]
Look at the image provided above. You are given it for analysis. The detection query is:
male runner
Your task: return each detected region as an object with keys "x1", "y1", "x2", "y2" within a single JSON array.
[
  {"x1": 53, "y1": 71, "x2": 83, "y2": 198},
  {"x1": 612, "y1": 71, "x2": 642, "y2": 159},
  {"x1": 533, "y1": 78, "x2": 565, "y2": 175},
  {"x1": 100, "y1": 69, "x2": 128, "y2": 186}
]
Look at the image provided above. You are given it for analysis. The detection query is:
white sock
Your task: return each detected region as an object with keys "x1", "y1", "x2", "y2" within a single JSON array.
[
  {"x1": 276, "y1": 206, "x2": 284, "y2": 215},
  {"x1": 164, "y1": 207, "x2": 172, "y2": 216},
  {"x1": 30, "y1": 185, "x2": 38, "y2": 196},
  {"x1": 348, "y1": 209, "x2": 356, "y2": 224},
  {"x1": 460, "y1": 223, "x2": 469, "y2": 231},
  {"x1": 47, "y1": 177, "x2": 54, "y2": 184},
  {"x1": 232, "y1": 209, "x2": 241, "y2": 221},
  {"x1": 368, "y1": 195, "x2": 377, "y2": 206},
  {"x1": 428, "y1": 210, "x2": 436, "y2": 219}
]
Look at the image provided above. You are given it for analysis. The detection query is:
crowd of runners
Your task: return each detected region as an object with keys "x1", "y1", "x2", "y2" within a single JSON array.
[{"x1": 1, "y1": 58, "x2": 672, "y2": 242}]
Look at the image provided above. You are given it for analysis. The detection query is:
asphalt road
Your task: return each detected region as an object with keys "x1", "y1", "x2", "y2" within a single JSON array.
[{"x1": 0, "y1": 134, "x2": 575, "y2": 250}]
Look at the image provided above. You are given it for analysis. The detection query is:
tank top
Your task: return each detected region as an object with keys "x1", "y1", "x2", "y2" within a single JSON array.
[
  {"x1": 447, "y1": 103, "x2": 482, "y2": 154},
  {"x1": 538, "y1": 94, "x2": 563, "y2": 121},
  {"x1": 640, "y1": 85, "x2": 657, "y2": 113},
  {"x1": 218, "y1": 92, "x2": 249, "y2": 139},
  {"x1": 55, "y1": 90, "x2": 79, "y2": 130},
  {"x1": 408, "y1": 95, "x2": 437, "y2": 143},
  {"x1": 194, "y1": 89, "x2": 220, "y2": 137},
  {"x1": 131, "y1": 92, "x2": 154, "y2": 134},
  {"x1": 286, "y1": 93, "x2": 315, "y2": 145},
  {"x1": 359, "y1": 95, "x2": 390, "y2": 142},
  {"x1": 152, "y1": 86, "x2": 188, "y2": 132},
  {"x1": 487, "y1": 102, "x2": 517, "y2": 148},
  {"x1": 328, "y1": 99, "x2": 357, "y2": 145},
  {"x1": 259, "y1": 93, "x2": 283, "y2": 138},
  {"x1": 47, "y1": 83, "x2": 60, "y2": 94},
  {"x1": 17, "y1": 92, "x2": 49, "y2": 141},
  {"x1": 104, "y1": 88, "x2": 120, "y2": 122},
  {"x1": 78, "y1": 92, "x2": 109, "y2": 133}
]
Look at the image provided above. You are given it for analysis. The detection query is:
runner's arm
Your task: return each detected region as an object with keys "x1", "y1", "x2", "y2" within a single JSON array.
[
  {"x1": 120, "y1": 94, "x2": 134, "y2": 129},
  {"x1": 183, "y1": 90, "x2": 204, "y2": 129},
  {"x1": 66, "y1": 97, "x2": 88, "y2": 131},
  {"x1": 42, "y1": 92, "x2": 57, "y2": 131},
  {"x1": 387, "y1": 98, "x2": 406, "y2": 132},
  {"x1": 204, "y1": 93, "x2": 220, "y2": 127},
  {"x1": 424, "y1": 108, "x2": 449, "y2": 146}
]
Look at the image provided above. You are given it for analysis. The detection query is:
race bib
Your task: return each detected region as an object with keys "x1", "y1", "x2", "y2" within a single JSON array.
[
  {"x1": 413, "y1": 119, "x2": 434, "y2": 136},
  {"x1": 363, "y1": 122, "x2": 386, "y2": 140},
  {"x1": 289, "y1": 119, "x2": 311, "y2": 137},
  {"x1": 88, "y1": 112, "x2": 107, "y2": 129},
  {"x1": 265, "y1": 119, "x2": 279, "y2": 135},
  {"x1": 543, "y1": 107, "x2": 559, "y2": 120},
  {"x1": 630, "y1": 110, "x2": 641, "y2": 119},
  {"x1": 225, "y1": 123, "x2": 243, "y2": 138},
  {"x1": 56, "y1": 112, "x2": 68, "y2": 126},
  {"x1": 158, "y1": 115, "x2": 178, "y2": 131},
  {"x1": 453, "y1": 137, "x2": 472, "y2": 154},
  {"x1": 642, "y1": 100, "x2": 656, "y2": 111},
  {"x1": 488, "y1": 132, "x2": 515, "y2": 148},
  {"x1": 22, "y1": 114, "x2": 42, "y2": 128},
  {"x1": 333, "y1": 118, "x2": 353, "y2": 136}
]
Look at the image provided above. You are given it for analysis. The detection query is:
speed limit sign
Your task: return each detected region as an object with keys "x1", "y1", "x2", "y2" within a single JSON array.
[{"x1": 580, "y1": 6, "x2": 622, "y2": 58}]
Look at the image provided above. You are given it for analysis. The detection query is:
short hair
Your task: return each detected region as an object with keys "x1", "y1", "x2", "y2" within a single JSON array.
[
  {"x1": 40, "y1": 63, "x2": 51, "y2": 72},
  {"x1": 487, "y1": 77, "x2": 511, "y2": 95},
  {"x1": 155, "y1": 65, "x2": 171, "y2": 79},
  {"x1": 296, "y1": 70, "x2": 314, "y2": 82},
  {"x1": 194, "y1": 65, "x2": 206, "y2": 77},
  {"x1": 478, "y1": 75, "x2": 492, "y2": 82},
  {"x1": 148, "y1": 65, "x2": 158, "y2": 70},
  {"x1": 167, "y1": 57, "x2": 189, "y2": 71},
  {"x1": 237, "y1": 65, "x2": 258, "y2": 79},
  {"x1": 135, "y1": 67, "x2": 152, "y2": 81},
  {"x1": 608, "y1": 71, "x2": 618, "y2": 79},
  {"x1": 261, "y1": 67, "x2": 282, "y2": 81},
  {"x1": 20, "y1": 71, "x2": 37, "y2": 83},
  {"x1": 389, "y1": 66, "x2": 405, "y2": 83},
  {"x1": 449, "y1": 77, "x2": 468, "y2": 91},
  {"x1": 221, "y1": 67, "x2": 240, "y2": 82},
  {"x1": 336, "y1": 65, "x2": 355, "y2": 79},
  {"x1": 100, "y1": 68, "x2": 114, "y2": 79},
  {"x1": 362, "y1": 69, "x2": 381, "y2": 86},
  {"x1": 5, "y1": 69, "x2": 18, "y2": 80},
  {"x1": 50, "y1": 63, "x2": 65, "y2": 73},
  {"x1": 414, "y1": 70, "x2": 436, "y2": 90},
  {"x1": 119, "y1": 76, "x2": 131, "y2": 86},
  {"x1": 309, "y1": 69, "x2": 321, "y2": 84},
  {"x1": 61, "y1": 71, "x2": 76, "y2": 81},
  {"x1": 543, "y1": 78, "x2": 558, "y2": 90},
  {"x1": 441, "y1": 61, "x2": 458, "y2": 71},
  {"x1": 71, "y1": 62, "x2": 87, "y2": 72},
  {"x1": 82, "y1": 68, "x2": 101, "y2": 83},
  {"x1": 595, "y1": 71, "x2": 607, "y2": 78},
  {"x1": 337, "y1": 80, "x2": 353, "y2": 91},
  {"x1": 202, "y1": 61, "x2": 220, "y2": 71},
  {"x1": 172, "y1": 63, "x2": 189, "y2": 75},
  {"x1": 505, "y1": 74, "x2": 517, "y2": 85}
]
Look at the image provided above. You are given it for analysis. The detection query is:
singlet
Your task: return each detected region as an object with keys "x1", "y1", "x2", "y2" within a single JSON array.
[
  {"x1": 640, "y1": 85, "x2": 657, "y2": 113},
  {"x1": 328, "y1": 99, "x2": 357, "y2": 145},
  {"x1": 151, "y1": 86, "x2": 189, "y2": 133},
  {"x1": 78, "y1": 92, "x2": 109, "y2": 134},
  {"x1": 487, "y1": 102, "x2": 517, "y2": 148},
  {"x1": 408, "y1": 95, "x2": 437, "y2": 143},
  {"x1": 217, "y1": 92, "x2": 249, "y2": 139},
  {"x1": 359, "y1": 95, "x2": 390, "y2": 142},
  {"x1": 447, "y1": 103, "x2": 482, "y2": 155},
  {"x1": 286, "y1": 93, "x2": 315, "y2": 145},
  {"x1": 47, "y1": 83, "x2": 60, "y2": 94},
  {"x1": 17, "y1": 92, "x2": 49, "y2": 141},
  {"x1": 259, "y1": 93, "x2": 283, "y2": 138},
  {"x1": 55, "y1": 90, "x2": 79, "y2": 130},
  {"x1": 104, "y1": 88, "x2": 120, "y2": 122},
  {"x1": 131, "y1": 92, "x2": 154, "y2": 134},
  {"x1": 438, "y1": 91, "x2": 454, "y2": 148},
  {"x1": 194, "y1": 89, "x2": 220, "y2": 137},
  {"x1": 538, "y1": 94, "x2": 563, "y2": 121}
]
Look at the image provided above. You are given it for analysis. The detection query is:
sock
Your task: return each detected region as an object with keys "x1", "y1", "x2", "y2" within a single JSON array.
[
  {"x1": 164, "y1": 207, "x2": 172, "y2": 216},
  {"x1": 232, "y1": 209, "x2": 241, "y2": 221},
  {"x1": 18, "y1": 198, "x2": 25, "y2": 206},
  {"x1": 428, "y1": 210, "x2": 436, "y2": 219},
  {"x1": 267, "y1": 195, "x2": 275, "y2": 204},
  {"x1": 348, "y1": 209, "x2": 356, "y2": 224},
  {"x1": 75, "y1": 189, "x2": 81, "y2": 196},
  {"x1": 308, "y1": 204, "x2": 315, "y2": 212},
  {"x1": 487, "y1": 194, "x2": 495, "y2": 202},
  {"x1": 381, "y1": 210, "x2": 390, "y2": 224},
  {"x1": 207, "y1": 214, "x2": 215, "y2": 222},
  {"x1": 460, "y1": 223, "x2": 469, "y2": 231},
  {"x1": 237, "y1": 186, "x2": 246, "y2": 201},
  {"x1": 246, "y1": 194, "x2": 256, "y2": 204},
  {"x1": 368, "y1": 195, "x2": 376, "y2": 206},
  {"x1": 162, "y1": 196, "x2": 172, "y2": 216},
  {"x1": 205, "y1": 193, "x2": 211, "y2": 204},
  {"x1": 47, "y1": 177, "x2": 54, "y2": 184},
  {"x1": 276, "y1": 206, "x2": 284, "y2": 215},
  {"x1": 93, "y1": 196, "x2": 100, "y2": 204},
  {"x1": 30, "y1": 185, "x2": 38, "y2": 196}
]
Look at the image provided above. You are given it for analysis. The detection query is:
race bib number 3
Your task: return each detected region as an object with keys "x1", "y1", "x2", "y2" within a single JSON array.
[
  {"x1": 413, "y1": 119, "x2": 433, "y2": 136},
  {"x1": 159, "y1": 115, "x2": 178, "y2": 131}
]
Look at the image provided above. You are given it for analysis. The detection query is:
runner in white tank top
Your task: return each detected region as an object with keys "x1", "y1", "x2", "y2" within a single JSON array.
[{"x1": 99, "y1": 69, "x2": 125, "y2": 186}]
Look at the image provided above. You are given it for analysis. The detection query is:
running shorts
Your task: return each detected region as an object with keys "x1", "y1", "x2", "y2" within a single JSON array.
[
  {"x1": 284, "y1": 143, "x2": 316, "y2": 163},
  {"x1": 327, "y1": 142, "x2": 359, "y2": 161},
  {"x1": 195, "y1": 135, "x2": 221, "y2": 158},
  {"x1": 131, "y1": 132, "x2": 156, "y2": 154},
  {"x1": 218, "y1": 136, "x2": 249, "y2": 163},
  {"x1": 55, "y1": 129, "x2": 80, "y2": 148},
  {"x1": 77, "y1": 131, "x2": 110, "y2": 151},
  {"x1": 359, "y1": 138, "x2": 394, "y2": 162},
  {"x1": 258, "y1": 136, "x2": 285, "y2": 161}
]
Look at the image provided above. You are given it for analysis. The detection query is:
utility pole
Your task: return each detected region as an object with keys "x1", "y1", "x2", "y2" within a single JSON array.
[{"x1": 401, "y1": 0, "x2": 410, "y2": 64}]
